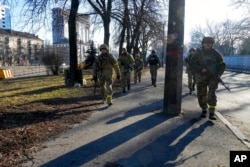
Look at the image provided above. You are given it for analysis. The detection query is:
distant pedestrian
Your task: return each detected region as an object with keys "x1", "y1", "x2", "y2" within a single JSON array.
[
  {"x1": 146, "y1": 49, "x2": 161, "y2": 87},
  {"x1": 190, "y1": 37, "x2": 226, "y2": 120},
  {"x1": 185, "y1": 48, "x2": 196, "y2": 94},
  {"x1": 93, "y1": 44, "x2": 121, "y2": 106},
  {"x1": 134, "y1": 54, "x2": 144, "y2": 84},
  {"x1": 118, "y1": 48, "x2": 135, "y2": 93}
]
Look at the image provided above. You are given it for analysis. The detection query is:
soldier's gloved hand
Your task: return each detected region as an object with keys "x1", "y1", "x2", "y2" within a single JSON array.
[
  {"x1": 93, "y1": 76, "x2": 98, "y2": 82},
  {"x1": 117, "y1": 75, "x2": 120, "y2": 80}
]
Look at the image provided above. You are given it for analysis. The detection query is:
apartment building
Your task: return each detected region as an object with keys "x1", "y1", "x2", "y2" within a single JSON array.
[
  {"x1": 0, "y1": 29, "x2": 44, "y2": 66},
  {"x1": 52, "y1": 7, "x2": 90, "y2": 65}
]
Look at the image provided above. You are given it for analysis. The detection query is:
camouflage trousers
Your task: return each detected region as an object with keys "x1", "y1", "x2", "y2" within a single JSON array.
[
  {"x1": 121, "y1": 71, "x2": 131, "y2": 89},
  {"x1": 195, "y1": 74, "x2": 218, "y2": 110},
  {"x1": 149, "y1": 65, "x2": 158, "y2": 85},
  {"x1": 99, "y1": 78, "x2": 113, "y2": 103},
  {"x1": 134, "y1": 70, "x2": 142, "y2": 83},
  {"x1": 187, "y1": 71, "x2": 196, "y2": 90}
]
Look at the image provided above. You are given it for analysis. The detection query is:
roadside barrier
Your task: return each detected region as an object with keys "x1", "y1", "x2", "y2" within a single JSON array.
[{"x1": 0, "y1": 68, "x2": 13, "y2": 79}]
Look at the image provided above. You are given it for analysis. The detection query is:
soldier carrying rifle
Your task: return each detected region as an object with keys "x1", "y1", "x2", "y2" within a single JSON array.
[
  {"x1": 93, "y1": 44, "x2": 121, "y2": 106},
  {"x1": 190, "y1": 37, "x2": 226, "y2": 120}
]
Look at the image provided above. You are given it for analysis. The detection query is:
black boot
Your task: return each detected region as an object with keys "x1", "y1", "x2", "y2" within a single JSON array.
[
  {"x1": 192, "y1": 84, "x2": 195, "y2": 91},
  {"x1": 189, "y1": 88, "x2": 192, "y2": 94},
  {"x1": 201, "y1": 110, "x2": 207, "y2": 118},
  {"x1": 122, "y1": 87, "x2": 126, "y2": 93},
  {"x1": 209, "y1": 107, "x2": 216, "y2": 120},
  {"x1": 127, "y1": 84, "x2": 130, "y2": 91},
  {"x1": 209, "y1": 114, "x2": 216, "y2": 120}
]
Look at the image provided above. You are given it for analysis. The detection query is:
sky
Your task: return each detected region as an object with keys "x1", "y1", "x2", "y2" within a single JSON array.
[
  {"x1": 184, "y1": 0, "x2": 243, "y2": 43},
  {"x1": 8, "y1": 0, "x2": 245, "y2": 45}
]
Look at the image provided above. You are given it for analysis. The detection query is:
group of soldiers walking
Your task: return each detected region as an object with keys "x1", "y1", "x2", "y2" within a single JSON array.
[
  {"x1": 92, "y1": 44, "x2": 161, "y2": 106},
  {"x1": 92, "y1": 36, "x2": 226, "y2": 121}
]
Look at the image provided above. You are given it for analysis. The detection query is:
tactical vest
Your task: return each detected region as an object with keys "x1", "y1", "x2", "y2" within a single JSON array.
[{"x1": 148, "y1": 55, "x2": 158, "y2": 65}]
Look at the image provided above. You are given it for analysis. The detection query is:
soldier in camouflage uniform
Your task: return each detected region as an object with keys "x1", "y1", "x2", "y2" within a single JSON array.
[
  {"x1": 146, "y1": 49, "x2": 161, "y2": 87},
  {"x1": 185, "y1": 48, "x2": 196, "y2": 94},
  {"x1": 93, "y1": 44, "x2": 121, "y2": 106},
  {"x1": 118, "y1": 48, "x2": 135, "y2": 93},
  {"x1": 190, "y1": 37, "x2": 226, "y2": 120},
  {"x1": 134, "y1": 54, "x2": 144, "y2": 84}
]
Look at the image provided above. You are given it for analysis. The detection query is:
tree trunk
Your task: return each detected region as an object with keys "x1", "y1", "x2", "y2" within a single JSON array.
[
  {"x1": 119, "y1": 0, "x2": 129, "y2": 56},
  {"x1": 68, "y1": 0, "x2": 80, "y2": 86},
  {"x1": 103, "y1": 18, "x2": 110, "y2": 45}
]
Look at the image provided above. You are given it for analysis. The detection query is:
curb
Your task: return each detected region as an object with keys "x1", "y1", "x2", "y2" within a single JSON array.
[{"x1": 215, "y1": 111, "x2": 250, "y2": 149}]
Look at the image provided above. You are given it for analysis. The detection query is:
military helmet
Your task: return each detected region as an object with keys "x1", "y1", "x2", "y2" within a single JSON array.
[
  {"x1": 151, "y1": 49, "x2": 156, "y2": 54},
  {"x1": 189, "y1": 48, "x2": 195, "y2": 53},
  {"x1": 202, "y1": 37, "x2": 214, "y2": 44},
  {"x1": 122, "y1": 48, "x2": 127, "y2": 53},
  {"x1": 99, "y1": 44, "x2": 109, "y2": 51}
]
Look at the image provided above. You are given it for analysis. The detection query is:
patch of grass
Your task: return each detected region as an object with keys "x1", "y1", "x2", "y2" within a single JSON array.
[
  {"x1": 0, "y1": 73, "x2": 100, "y2": 167},
  {"x1": 0, "y1": 75, "x2": 93, "y2": 107}
]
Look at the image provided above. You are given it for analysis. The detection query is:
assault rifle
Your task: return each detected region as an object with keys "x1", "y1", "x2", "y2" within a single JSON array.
[
  {"x1": 92, "y1": 76, "x2": 99, "y2": 96},
  {"x1": 218, "y1": 78, "x2": 231, "y2": 91}
]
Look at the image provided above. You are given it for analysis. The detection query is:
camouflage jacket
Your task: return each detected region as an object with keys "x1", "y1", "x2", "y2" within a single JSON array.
[
  {"x1": 190, "y1": 48, "x2": 226, "y2": 77},
  {"x1": 134, "y1": 58, "x2": 144, "y2": 72},
  {"x1": 93, "y1": 53, "x2": 120, "y2": 79},
  {"x1": 118, "y1": 53, "x2": 135, "y2": 73}
]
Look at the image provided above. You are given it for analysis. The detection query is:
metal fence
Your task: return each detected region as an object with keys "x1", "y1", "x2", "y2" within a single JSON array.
[{"x1": 224, "y1": 55, "x2": 250, "y2": 73}]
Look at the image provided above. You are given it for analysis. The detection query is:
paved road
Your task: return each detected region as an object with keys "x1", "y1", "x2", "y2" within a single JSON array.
[
  {"x1": 216, "y1": 71, "x2": 250, "y2": 144},
  {"x1": 21, "y1": 68, "x2": 249, "y2": 167}
]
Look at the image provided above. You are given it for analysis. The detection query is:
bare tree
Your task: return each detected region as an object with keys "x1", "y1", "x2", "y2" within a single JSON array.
[
  {"x1": 15, "y1": 0, "x2": 82, "y2": 85},
  {"x1": 189, "y1": 19, "x2": 250, "y2": 56},
  {"x1": 111, "y1": 0, "x2": 164, "y2": 57},
  {"x1": 86, "y1": 0, "x2": 114, "y2": 45},
  {"x1": 238, "y1": 37, "x2": 250, "y2": 54}
]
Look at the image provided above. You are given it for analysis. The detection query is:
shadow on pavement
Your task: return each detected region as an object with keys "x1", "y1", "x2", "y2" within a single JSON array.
[
  {"x1": 40, "y1": 110, "x2": 213, "y2": 167},
  {"x1": 40, "y1": 111, "x2": 170, "y2": 167},
  {"x1": 116, "y1": 120, "x2": 214, "y2": 167},
  {"x1": 106, "y1": 100, "x2": 163, "y2": 124}
]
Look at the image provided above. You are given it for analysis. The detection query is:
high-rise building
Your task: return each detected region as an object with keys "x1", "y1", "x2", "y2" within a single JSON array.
[
  {"x1": 52, "y1": 7, "x2": 90, "y2": 64},
  {"x1": 0, "y1": 3, "x2": 11, "y2": 29}
]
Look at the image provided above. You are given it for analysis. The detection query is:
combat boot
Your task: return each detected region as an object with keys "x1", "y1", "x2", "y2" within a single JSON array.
[
  {"x1": 122, "y1": 87, "x2": 126, "y2": 93},
  {"x1": 107, "y1": 97, "x2": 113, "y2": 106},
  {"x1": 189, "y1": 88, "x2": 192, "y2": 94},
  {"x1": 209, "y1": 106, "x2": 216, "y2": 120},
  {"x1": 201, "y1": 109, "x2": 207, "y2": 118},
  {"x1": 192, "y1": 84, "x2": 195, "y2": 91}
]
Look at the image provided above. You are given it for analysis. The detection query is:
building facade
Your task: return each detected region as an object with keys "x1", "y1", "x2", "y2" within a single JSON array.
[
  {"x1": 52, "y1": 7, "x2": 90, "y2": 65},
  {"x1": 0, "y1": 29, "x2": 44, "y2": 66},
  {"x1": 0, "y1": 4, "x2": 11, "y2": 29}
]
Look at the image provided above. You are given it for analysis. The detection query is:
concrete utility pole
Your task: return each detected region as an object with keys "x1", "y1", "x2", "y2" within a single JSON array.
[{"x1": 163, "y1": 0, "x2": 185, "y2": 115}]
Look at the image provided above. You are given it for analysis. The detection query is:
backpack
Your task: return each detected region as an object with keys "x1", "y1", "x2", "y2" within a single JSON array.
[{"x1": 148, "y1": 55, "x2": 158, "y2": 65}]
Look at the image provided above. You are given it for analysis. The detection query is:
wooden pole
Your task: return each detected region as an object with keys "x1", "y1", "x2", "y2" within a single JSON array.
[{"x1": 163, "y1": 0, "x2": 185, "y2": 115}]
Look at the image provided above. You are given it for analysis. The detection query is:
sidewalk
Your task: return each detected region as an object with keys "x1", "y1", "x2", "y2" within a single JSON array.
[{"x1": 22, "y1": 68, "x2": 249, "y2": 167}]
